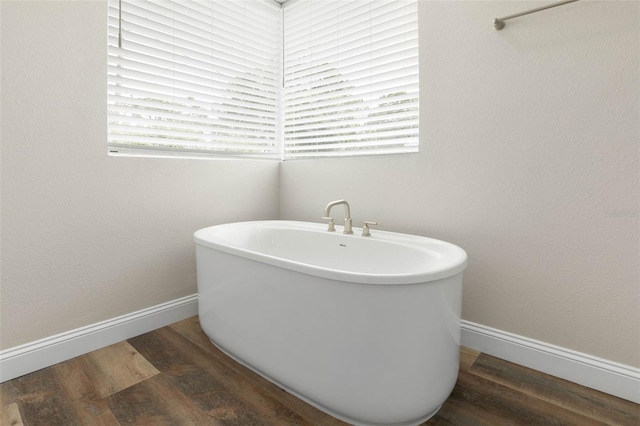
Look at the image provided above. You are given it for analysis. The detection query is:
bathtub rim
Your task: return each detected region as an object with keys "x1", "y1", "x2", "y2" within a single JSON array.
[{"x1": 194, "y1": 220, "x2": 468, "y2": 285}]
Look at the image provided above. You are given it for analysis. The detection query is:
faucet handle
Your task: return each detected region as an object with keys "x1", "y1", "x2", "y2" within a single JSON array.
[
  {"x1": 362, "y1": 221, "x2": 378, "y2": 237},
  {"x1": 321, "y1": 216, "x2": 336, "y2": 232}
]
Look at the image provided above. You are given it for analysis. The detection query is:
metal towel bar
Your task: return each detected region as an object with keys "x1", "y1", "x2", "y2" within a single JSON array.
[{"x1": 493, "y1": 0, "x2": 580, "y2": 31}]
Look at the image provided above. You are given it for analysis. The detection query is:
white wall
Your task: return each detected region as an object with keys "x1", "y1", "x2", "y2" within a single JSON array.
[
  {"x1": 281, "y1": 1, "x2": 640, "y2": 367},
  {"x1": 0, "y1": 1, "x2": 280, "y2": 350},
  {"x1": 1, "y1": 0, "x2": 638, "y2": 372}
]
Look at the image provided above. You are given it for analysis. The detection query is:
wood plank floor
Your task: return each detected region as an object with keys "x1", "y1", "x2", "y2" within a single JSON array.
[{"x1": 1, "y1": 316, "x2": 638, "y2": 425}]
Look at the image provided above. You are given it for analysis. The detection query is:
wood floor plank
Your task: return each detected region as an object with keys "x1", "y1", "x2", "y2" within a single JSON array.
[
  {"x1": 107, "y1": 374, "x2": 222, "y2": 425},
  {"x1": 51, "y1": 357, "x2": 100, "y2": 401},
  {"x1": 423, "y1": 412, "x2": 456, "y2": 425},
  {"x1": 469, "y1": 353, "x2": 640, "y2": 426},
  {"x1": 63, "y1": 399, "x2": 121, "y2": 426},
  {"x1": 51, "y1": 359, "x2": 121, "y2": 425},
  {"x1": 74, "y1": 341, "x2": 160, "y2": 399},
  {"x1": 168, "y1": 316, "x2": 217, "y2": 353},
  {"x1": 6, "y1": 366, "x2": 83, "y2": 425},
  {"x1": 0, "y1": 380, "x2": 19, "y2": 407},
  {"x1": 167, "y1": 316, "x2": 347, "y2": 425},
  {"x1": 459, "y1": 346, "x2": 480, "y2": 372},
  {"x1": 433, "y1": 395, "x2": 511, "y2": 426},
  {"x1": 128, "y1": 327, "x2": 319, "y2": 425},
  {"x1": 1, "y1": 402, "x2": 24, "y2": 426},
  {"x1": 440, "y1": 368, "x2": 608, "y2": 425}
]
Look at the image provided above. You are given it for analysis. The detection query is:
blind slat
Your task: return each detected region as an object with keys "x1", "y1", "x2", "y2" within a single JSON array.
[
  {"x1": 108, "y1": 68, "x2": 278, "y2": 108},
  {"x1": 284, "y1": 128, "x2": 419, "y2": 146},
  {"x1": 285, "y1": 138, "x2": 418, "y2": 152},
  {"x1": 108, "y1": 94, "x2": 277, "y2": 125}
]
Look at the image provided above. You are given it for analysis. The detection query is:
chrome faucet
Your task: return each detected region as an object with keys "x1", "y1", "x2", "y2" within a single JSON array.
[{"x1": 322, "y1": 200, "x2": 353, "y2": 234}]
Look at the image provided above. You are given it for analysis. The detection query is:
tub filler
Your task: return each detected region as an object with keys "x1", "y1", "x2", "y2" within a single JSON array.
[{"x1": 194, "y1": 220, "x2": 468, "y2": 426}]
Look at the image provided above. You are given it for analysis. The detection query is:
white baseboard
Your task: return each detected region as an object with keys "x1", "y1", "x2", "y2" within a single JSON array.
[
  {"x1": 0, "y1": 294, "x2": 198, "y2": 383},
  {"x1": 461, "y1": 320, "x2": 640, "y2": 403},
  {"x1": 1, "y1": 301, "x2": 637, "y2": 405}
]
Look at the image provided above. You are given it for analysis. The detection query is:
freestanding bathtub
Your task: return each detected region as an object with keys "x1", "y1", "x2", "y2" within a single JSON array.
[{"x1": 194, "y1": 220, "x2": 468, "y2": 426}]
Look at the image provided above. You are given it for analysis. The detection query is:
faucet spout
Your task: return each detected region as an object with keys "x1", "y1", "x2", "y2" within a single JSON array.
[{"x1": 324, "y1": 200, "x2": 353, "y2": 234}]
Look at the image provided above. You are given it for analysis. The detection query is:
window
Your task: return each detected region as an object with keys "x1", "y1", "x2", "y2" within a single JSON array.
[
  {"x1": 283, "y1": 0, "x2": 419, "y2": 159},
  {"x1": 108, "y1": 0, "x2": 419, "y2": 160},
  {"x1": 107, "y1": 0, "x2": 282, "y2": 159}
]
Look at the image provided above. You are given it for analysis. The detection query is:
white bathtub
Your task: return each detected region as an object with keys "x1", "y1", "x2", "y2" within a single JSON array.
[{"x1": 194, "y1": 220, "x2": 468, "y2": 426}]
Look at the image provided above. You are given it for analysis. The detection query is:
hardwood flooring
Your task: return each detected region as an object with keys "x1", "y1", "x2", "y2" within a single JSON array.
[{"x1": 1, "y1": 316, "x2": 638, "y2": 425}]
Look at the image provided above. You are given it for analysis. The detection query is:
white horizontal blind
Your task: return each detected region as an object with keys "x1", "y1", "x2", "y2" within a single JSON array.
[
  {"x1": 283, "y1": 0, "x2": 419, "y2": 159},
  {"x1": 107, "y1": 0, "x2": 282, "y2": 158}
]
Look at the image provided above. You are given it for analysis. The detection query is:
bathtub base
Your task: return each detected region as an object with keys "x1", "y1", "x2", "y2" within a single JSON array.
[{"x1": 209, "y1": 337, "x2": 442, "y2": 426}]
